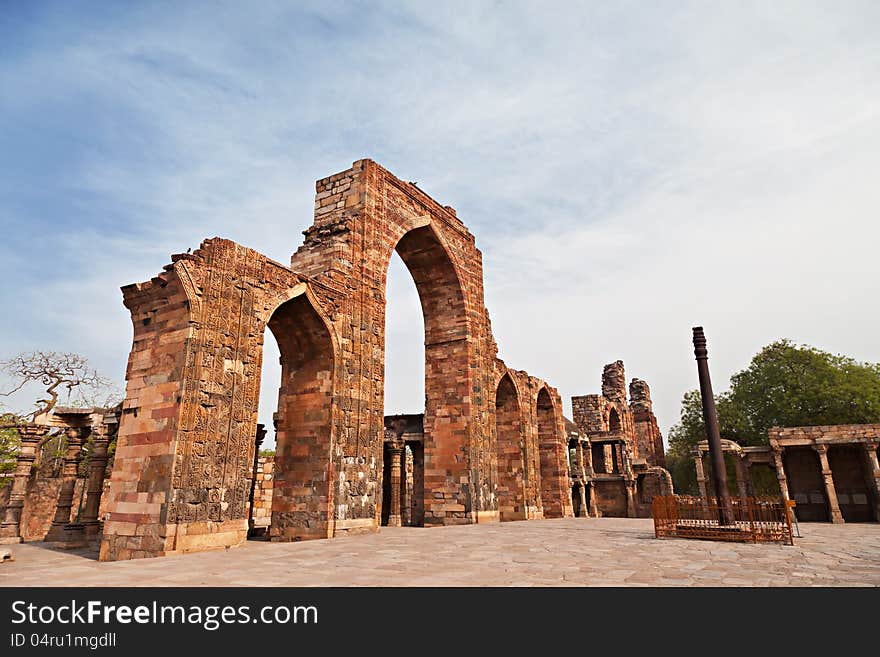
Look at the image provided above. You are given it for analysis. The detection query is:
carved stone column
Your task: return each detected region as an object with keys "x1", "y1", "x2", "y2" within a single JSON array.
[
  {"x1": 575, "y1": 483, "x2": 587, "y2": 518},
  {"x1": 587, "y1": 482, "x2": 599, "y2": 517},
  {"x1": 583, "y1": 440, "x2": 594, "y2": 476},
  {"x1": 772, "y1": 448, "x2": 791, "y2": 500},
  {"x1": 574, "y1": 441, "x2": 586, "y2": 479},
  {"x1": 814, "y1": 444, "x2": 844, "y2": 524},
  {"x1": 864, "y1": 442, "x2": 880, "y2": 522},
  {"x1": 625, "y1": 479, "x2": 637, "y2": 518},
  {"x1": 0, "y1": 425, "x2": 46, "y2": 544},
  {"x1": 734, "y1": 456, "x2": 749, "y2": 501},
  {"x1": 45, "y1": 426, "x2": 86, "y2": 541},
  {"x1": 386, "y1": 442, "x2": 404, "y2": 527},
  {"x1": 694, "y1": 450, "x2": 708, "y2": 499},
  {"x1": 248, "y1": 423, "x2": 267, "y2": 532},
  {"x1": 81, "y1": 421, "x2": 112, "y2": 537},
  {"x1": 742, "y1": 460, "x2": 755, "y2": 497}
]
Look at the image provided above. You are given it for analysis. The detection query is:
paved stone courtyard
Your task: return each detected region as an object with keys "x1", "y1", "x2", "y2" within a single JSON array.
[{"x1": 2, "y1": 518, "x2": 878, "y2": 587}]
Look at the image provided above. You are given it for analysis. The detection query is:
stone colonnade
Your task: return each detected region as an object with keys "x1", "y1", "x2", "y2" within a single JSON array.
[
  {"x1": 0, "y1": 408, "x2": 118, "y2": 546},
  {"x1": 693, "y1": 426, "x2": 880, "y2": 524}
]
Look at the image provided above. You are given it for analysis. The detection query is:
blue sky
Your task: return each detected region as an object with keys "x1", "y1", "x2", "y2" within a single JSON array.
[{"x1": 2, "y1": 1, "x2": 879, "y2": 445}]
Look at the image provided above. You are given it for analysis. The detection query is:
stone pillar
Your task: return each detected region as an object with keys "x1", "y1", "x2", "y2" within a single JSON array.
[
  {"x1": 248, "y1": 423, "x2": 267, "y2": 531},
  {"x1": 583, "y1": 440, "x2": 593, "y2": 475},
  {"x1": 772, "y1": 448, "x2": 791, "y2": 502},
  {"x1": 81, "y1": 421, "x2": 112, "y2": 538},
  {"x1": 574, "y1": 442, "x2": 586, "y2": 477},
  {"x1": 864, "y1": 443, "x2": 880, "y2": 522},
  {"x1": 45, "y1": 426, "x2": 86, "y2": 541},
  {"x1": 386, "y1": 443, "x2": 404, "y2": 527},
  {"x1": 814, "y1": 444, "x2": 844, "y2": 524},
  {"x1": 587, "y1": 482, "x2": 599, "y2": 517},
  {"x1": 734, "y1": 456, "x2": 749, "y2": 501},
  {"x1": 694, "y1": 450, "x2": 708, "y2": 499},
  {"x1": 625, "y1": 479, "x2": 637, "y2": 518},
  {"x1": 0, "y1": 425, "x2": 46, "y2": 544},
  {"x1": 575, "y1": 483, "x2": 588, "y2": 518}
]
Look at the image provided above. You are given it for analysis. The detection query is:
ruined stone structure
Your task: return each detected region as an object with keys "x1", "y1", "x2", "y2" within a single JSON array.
[
  {"x1": 99, "y1": 160, "x2": 573, "y2": 561},
  {"x1": 569, "y1": 361, "x2": 672, "y2": 518},
  {"x1": 694, "y1": 424, "x2": 880, "y2": 524},
  {"x1": 0, "y1": 408, "x2": 118, "y2": 546}
]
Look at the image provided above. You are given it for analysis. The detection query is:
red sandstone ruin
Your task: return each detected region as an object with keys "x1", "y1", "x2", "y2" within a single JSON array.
[{"x1": 99, "y1": 160, "x2": 574, "y2": 561}]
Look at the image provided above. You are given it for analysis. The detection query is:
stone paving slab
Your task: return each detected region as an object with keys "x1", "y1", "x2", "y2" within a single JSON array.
[{"x1": 1, "y1": 518, "x2": 878, "y2": 587}]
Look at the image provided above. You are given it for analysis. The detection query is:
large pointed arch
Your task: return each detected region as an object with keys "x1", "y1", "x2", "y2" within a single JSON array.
[
  {"x1": 266, "y1": 289, "x2": 337, "y2": 541},
  {"x1": 495, "y1": 373, "x2": 526, "y2": 521},
  {"x1": 382, "y1": 222, "x2": 472, "y2": 526},
  {"x1": 537, "y1": 386, "x2": 569, "y2": 518}
]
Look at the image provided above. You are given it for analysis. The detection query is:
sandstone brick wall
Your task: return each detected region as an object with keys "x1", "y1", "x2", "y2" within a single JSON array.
[
  {"x1": 251, "y1": 456, "x2": 273, "y2": 529},
  {"x1": 635, "y1": 467, "x2": 674, "y2": 516},
  {"x1": 769, "y1": 424, "x2": 880, "y2": 443},
  {"x1": 629, "y1": 379, "x2": 666, "y2": 468}
]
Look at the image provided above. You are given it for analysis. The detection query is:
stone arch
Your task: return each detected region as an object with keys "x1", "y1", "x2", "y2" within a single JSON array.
[
  {"x1": 265, "y1": 290, "x2": 337, "y2": 541},
  {"x1": 495, "y1": 373, "x2": 525, "y2": 521},
  {"x1": 536, "y1": 386, "x2": 570, "y2": 518},
  {"x1": 376, "y1": 222, "x2": 474, "y2": 526},
  {"x1": 102, "y1": 160, "x2": 570, "y2": 560}
]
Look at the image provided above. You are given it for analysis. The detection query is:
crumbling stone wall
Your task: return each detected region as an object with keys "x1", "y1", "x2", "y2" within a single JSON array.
[
  {"x1": 490, "y1": 365, "x2": 571, "y2": 522},
  {"x1": 629, "y1": 379, "x2": 666, "y2": 467},
  {"x1": 571, "y1": 360, "x2": 672, "y2": 518},
  {"x1": 101, "y1": 160, "x2": 572, "y2": 561},
  {"x1": 635, "y1": 467, "x2": 674, "y2": 516}
]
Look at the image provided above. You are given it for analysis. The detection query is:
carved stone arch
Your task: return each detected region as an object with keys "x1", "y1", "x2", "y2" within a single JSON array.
[{"x1": 536, "y1": 385, "x2": 572, "y2": 518}]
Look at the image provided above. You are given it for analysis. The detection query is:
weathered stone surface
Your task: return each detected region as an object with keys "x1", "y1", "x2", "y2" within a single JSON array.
[
  {"x1": 99, "y1": 160, "x2": 573, "y2": 561},
  {"x1": 570, "y1": 360, "x2": 672, "y2": 518}
]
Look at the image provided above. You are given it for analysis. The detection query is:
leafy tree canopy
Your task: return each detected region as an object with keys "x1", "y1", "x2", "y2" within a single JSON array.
[{"x1": 666, "y1": 339, "x2": 880, "y2": 492}]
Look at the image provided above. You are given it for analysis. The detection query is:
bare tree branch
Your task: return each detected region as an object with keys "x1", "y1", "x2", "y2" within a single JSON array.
[{"x1": 0, "y1": 351, "x2": 114, "y2": 420}]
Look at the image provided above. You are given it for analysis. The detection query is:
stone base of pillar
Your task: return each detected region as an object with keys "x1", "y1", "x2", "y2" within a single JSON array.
[
  {"x1": 0, "y1": 534, "x2": 23, "y2": 545},
  {"x1": 58, "y1": 523, "x2": 89, "y2": 549},
  {"x1": 386, "y1": 515, "x2": 402, "y2": 527},
  {"x1": 830, "y1": 513, "x2": 845, "y2": 524}
]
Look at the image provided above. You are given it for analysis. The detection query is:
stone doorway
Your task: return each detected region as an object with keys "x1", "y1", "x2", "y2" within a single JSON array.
[
  {"x1": 265, "y1": 293, "x2": 335, "y2": 541},
  {"x1": 829, "y1": 446, "x2": 875, "y2": 522},
  {"x1": 784, "y1": 447, "x2": 829, "y2": 522}
]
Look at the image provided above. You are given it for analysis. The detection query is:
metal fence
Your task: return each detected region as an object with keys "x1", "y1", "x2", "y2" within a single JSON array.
[{"x1": 652, "y1": 495, "x2": 794, "y2": 545}]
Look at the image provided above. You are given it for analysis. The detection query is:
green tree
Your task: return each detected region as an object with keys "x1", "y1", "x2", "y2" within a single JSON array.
[{"x1": 666, "y1": 340, "x2": 880, "y2": 493}]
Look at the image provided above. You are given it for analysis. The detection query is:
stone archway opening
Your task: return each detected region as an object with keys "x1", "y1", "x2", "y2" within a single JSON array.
[
  {"x1": 386, "y1": 225, "x2": 470, "y2": 527},
  {"x1": 537, "y1": 387, "x2": 565, "y2": 518},
  {"x1": 496, "y1": 374, "x2": 525, "y2": 521},
  {"x1": 265, "y1": 293, "x2": 335, "y2": 542}
]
